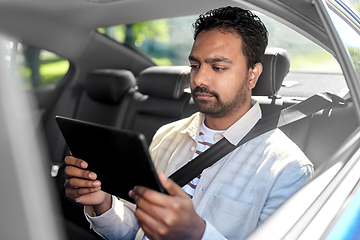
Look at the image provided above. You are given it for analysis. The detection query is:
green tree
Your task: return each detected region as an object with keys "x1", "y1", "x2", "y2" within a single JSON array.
[
  {"x1": 349, "y1": 47, "x2": 360, "y2": 77},
  {"x1": 99, "y1": 19, "x2": 172, "y2": 65}
]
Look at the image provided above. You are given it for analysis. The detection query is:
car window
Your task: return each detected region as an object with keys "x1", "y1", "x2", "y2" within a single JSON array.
[
  {"x1": 5, "y1": 42, "x2": 70, "y2": 89},
  {"x1": 98, "y1": 12, "x2": 347, "y2": 98}
]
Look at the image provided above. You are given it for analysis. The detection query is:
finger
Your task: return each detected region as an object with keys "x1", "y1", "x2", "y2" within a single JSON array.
[
  {"x1": 129, "y1": 173, "x2": 189, "y2": 207},
  {"x1": 64, "y1": 156, "x2": 88, "y2": 169},
  {"x1": 130, "y1": 186, "x2": 167, "y2": 207},
  {"x1": 135, "y1": 196, "x2": 177, "y2": 225},
  {"x1": 134, "y1": 192, "x2": 195, "y2": 239},
  {"x1": 65, "y1": 186, "x2": 101, "y2": 200},
  {"x1": 64, "y1": 165, "x2": 97, "y2": 180},
  {"x1": 130, "y1": 180, "x2": 188, "y2": 208},
  {"x1": 129, "y1": 186, "x2": 156, "y2": 204},
  {"x1": 135, "y1": 207, "x2": 162, "y2": 240},
  {"x1": 64, "y1": 177, "x2": 101, "y2": 189},
  {"x1": 158, "y1": 172, "x2": 189, "y2": 198},
  {"x1": 130, "y1": 186, "x2": 186, "y2": 222}
]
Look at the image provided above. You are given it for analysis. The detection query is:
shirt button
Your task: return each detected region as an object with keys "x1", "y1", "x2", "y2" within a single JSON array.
[{"x1": 191, "y1": 146, "x2": 196, "y2": 151}]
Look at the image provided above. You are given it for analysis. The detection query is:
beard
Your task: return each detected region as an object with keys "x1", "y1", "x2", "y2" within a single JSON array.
[{"x1": 191, "y1": 77, "x2": 248, "y2": 118}]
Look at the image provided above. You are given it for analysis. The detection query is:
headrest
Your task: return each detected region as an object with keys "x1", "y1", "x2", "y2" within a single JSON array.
[
  {"x1": 138, "y1": 66, "x2": 190, "y2": 99},
  {"x1": 85, "y1": 69, "x2": 136, "y2": 104},
  {"x1": 252, "y1": 48, "x2": 290, "y2": 96}
]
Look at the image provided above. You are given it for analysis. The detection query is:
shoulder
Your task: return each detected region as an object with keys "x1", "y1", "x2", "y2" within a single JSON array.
[
  {"x1": 159, "y1": 112, "x2": 201, "y2": 133},
  {"x1": 149, "y1": 112, "x2": 202, "y2": 148},
  {"x1": 155, "y1": 112, "x2": 201, "y2": 137},
  {"x1": 252, "y1": 128, "x2": 314, "y2": 176}
]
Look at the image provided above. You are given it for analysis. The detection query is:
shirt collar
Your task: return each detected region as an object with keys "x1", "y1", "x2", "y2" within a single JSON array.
[
  {"x1": 183, "y1": 99, "x2": 262, "y2": 145},
  {"x1": 182, "y1": 112, "x2": 204, "y2": 141},
  {"x1": 224, "y1": 99, "x2": 262, "y2": 145}
]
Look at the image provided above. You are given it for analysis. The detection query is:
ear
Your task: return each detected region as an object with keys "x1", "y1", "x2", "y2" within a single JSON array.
[{"x1": 247, "y1": 63, "x2": 263, "y2": 90}]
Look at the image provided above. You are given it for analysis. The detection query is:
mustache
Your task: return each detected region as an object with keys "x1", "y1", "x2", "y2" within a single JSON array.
[{"x1": 191, "y1": 86, "x2": 219, "y2": 98}]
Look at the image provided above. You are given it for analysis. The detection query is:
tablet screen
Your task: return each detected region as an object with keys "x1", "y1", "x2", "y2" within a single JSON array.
[{"x1": 56, "y1": 116, "x2": 167, "y2": 203}]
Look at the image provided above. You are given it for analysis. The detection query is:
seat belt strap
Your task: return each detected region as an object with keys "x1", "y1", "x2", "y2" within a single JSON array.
[
  {"x1": 169, "y1": 92, "x2": 346, "y2": 187},
  {"x1": 115, "y1": 87, "x2": 136, "y2": 129}
]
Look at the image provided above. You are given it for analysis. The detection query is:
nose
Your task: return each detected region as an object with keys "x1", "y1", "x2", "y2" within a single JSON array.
[{"x1": 191, "y1": 65, "x2": 211, "y2": 87}]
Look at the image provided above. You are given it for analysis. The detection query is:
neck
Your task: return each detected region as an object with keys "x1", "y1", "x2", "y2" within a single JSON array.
[{"x1": 204, "y1": 100, "x2": 252, "y2": 130}]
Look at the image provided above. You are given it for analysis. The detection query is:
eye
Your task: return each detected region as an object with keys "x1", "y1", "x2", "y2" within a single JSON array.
[
  {"x1": 213, "y1": 67, "x2": 227, "y2": 71},
  {"x1": 190, "y1": 64, "x2": 200, "y2": 70}
]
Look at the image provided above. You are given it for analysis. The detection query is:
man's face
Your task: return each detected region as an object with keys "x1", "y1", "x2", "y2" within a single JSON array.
[{"x1": 189, "y1": 30, "x2": 255, "y2": 118}]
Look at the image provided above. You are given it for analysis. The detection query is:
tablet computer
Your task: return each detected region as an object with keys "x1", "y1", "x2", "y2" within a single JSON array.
[{"x1": 55, "y1": 115, "x2": 167, "y2": 203}]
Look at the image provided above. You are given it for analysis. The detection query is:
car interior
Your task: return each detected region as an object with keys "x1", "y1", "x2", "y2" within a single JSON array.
[{"x1": 1, "y1": 0, "x2": 359, "y2": 239}]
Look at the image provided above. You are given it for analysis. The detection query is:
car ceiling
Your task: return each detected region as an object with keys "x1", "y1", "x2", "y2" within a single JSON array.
[{"x1": 0, "y1": 0, "x2": 333, "y2": 74}]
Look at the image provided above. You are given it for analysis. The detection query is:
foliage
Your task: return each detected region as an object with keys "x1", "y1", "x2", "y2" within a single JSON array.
[
  {"x1": 99, "y1": 19, "x2": 169, "y2": 46},
  {"x1": 99, "y1": 19, "x2": 172, "y2": 65},
  {"x1": 353, "y1": 1, "x2": 360, "y2": 12},
  {"x1": 132, "y1": 19, "x2": 170, "y2": 45},
  {"x1": 39, "y1": 59, "x2": 69, "y2": 85},
  {"x1": 21, "y1": 57, "x2": 69, "y2": 88},
  {"x1": 152, "y1": 57, "x2": 173, "y2": 66},
  {"x1": 349, "y1": 47, "x2": 360, "y2": 77}
]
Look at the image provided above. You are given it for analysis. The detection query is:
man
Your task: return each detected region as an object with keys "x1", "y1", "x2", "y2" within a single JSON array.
[{"x1": 64, "y1": 6, "x2": 313, "y2": 240}]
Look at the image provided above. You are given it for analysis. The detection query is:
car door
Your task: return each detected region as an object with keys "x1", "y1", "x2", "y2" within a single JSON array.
[
  {"x1": 0, "y1": 37, "x2": 67, "y2": 240},
  {"x1": 248, "y1": 0, "x2": 360, "y2": 239}
]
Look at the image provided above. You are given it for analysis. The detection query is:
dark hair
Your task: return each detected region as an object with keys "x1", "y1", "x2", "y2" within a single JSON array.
[{"x1": 193, "y1": 6, "x2": 268, "y2": 68}]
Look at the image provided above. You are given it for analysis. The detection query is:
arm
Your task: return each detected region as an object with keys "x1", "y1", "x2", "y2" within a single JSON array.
[
  {"x1": 259, "y1": 163, "x2": 314, "y2": 225},
  {"x1": 64, "y1": 156, "x2": 139, "y2": 239},
  {"x1": 85, "y1": 196, "x2": 139, "y2": 239}
]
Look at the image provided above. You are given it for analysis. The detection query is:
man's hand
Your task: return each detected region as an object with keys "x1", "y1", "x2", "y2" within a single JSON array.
[
  {"x1": 129, "y1": 172, "x2": 206, "y2": 240},
  {"x1": 64, "y1": 156, "x2": 112, "y2": 215}
]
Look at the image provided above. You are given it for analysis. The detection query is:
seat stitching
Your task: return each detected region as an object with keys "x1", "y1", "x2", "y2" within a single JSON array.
[
  {"x1": 272, "y1": 51, "x2": 279, "y2": 95},
  {"x1": 174, "y1": 72, "x2": 182, "y2": 99},
  {"x1": 270, "y1": 54, "x2": 275, "y2": 95}
]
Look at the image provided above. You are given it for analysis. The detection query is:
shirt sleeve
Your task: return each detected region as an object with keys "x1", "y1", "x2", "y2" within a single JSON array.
[
  {"x1": 84, "y1": 195, "x2": 140, "y2": 240},
  {"x1": 201, "y1": 220, "x2": 227, "y2": 240},
  {"x1": 259, "y1": 163, "x2": 314, "y2": 225}
]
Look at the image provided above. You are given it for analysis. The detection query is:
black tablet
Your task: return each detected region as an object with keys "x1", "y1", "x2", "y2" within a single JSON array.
[{"x1": 55, "y1": 116, "x2": 167, "y2": 203}]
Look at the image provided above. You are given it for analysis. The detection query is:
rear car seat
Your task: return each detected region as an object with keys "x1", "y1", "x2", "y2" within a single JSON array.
[
  {"x1": 75, "y1": 69, "x2": 136, "y2": 125},
  {"x1": 118, "y1": 66, "x2": 192, "y2": 145},
  {"x1": 252, "y1": 47, "x2": 298, "y2": 116},
  {"x1": 51, "y1": 69, "x2": 137, "y2": 175},
  {"x1": 57, "y1": 69, "x2": 136, "y2": 234}
]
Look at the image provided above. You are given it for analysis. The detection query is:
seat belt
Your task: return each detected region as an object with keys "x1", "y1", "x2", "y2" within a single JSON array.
[
  {"x1": 115, "y1": 87, "x2": 136, "y2": 129},
  {"x1": 169, "y1": 92, "x2": 346, "y2": 187}
]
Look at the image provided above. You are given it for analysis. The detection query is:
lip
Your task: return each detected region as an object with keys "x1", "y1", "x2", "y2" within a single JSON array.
[{"x1": 195, "y1": 92, "x2": 214, "y2": 100}]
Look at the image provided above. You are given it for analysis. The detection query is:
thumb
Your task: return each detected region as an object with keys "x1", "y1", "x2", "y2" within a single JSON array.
[{"x1": 158, "y1": 172, "x2": 189, "y2": 198}]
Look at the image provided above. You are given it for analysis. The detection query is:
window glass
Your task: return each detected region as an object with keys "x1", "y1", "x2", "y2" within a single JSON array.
[
  {"x1": 99, "y1": 14, "x2": 342, "y2": 72},
  {"x1": 98, "y1": 11, "x2": 346, "y2": 97},
  {"x1": 259, "y1": 13, "x2": 342, "y2": 73},
  {"x1": 98, "y1": 17, "x2": 195, "y2": 66},
  {"x1": 350, "y1": 0, "x2": 360, "y2": 13},
  {"x1": 5, "y1": 42, "x2": 70, "y2": 89}
]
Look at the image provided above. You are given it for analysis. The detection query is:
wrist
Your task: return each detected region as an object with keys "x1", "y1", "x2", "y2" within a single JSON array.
[
  {"x1": 191, "y1": 216, "x2": 206, "y2": 240},
  {"x1": 93, "y1": 193, "x2": 112, "y2": 216}
]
